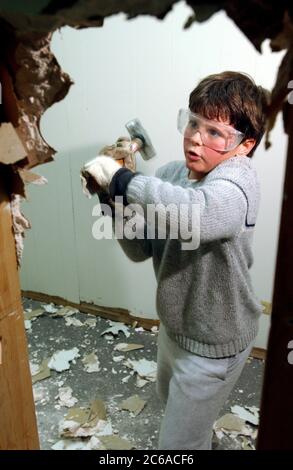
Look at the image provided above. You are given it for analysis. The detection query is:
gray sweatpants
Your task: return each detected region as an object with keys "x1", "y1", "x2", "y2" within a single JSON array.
[{"x1": 156, "y1": 326, "x2": 254, "y2": 450}]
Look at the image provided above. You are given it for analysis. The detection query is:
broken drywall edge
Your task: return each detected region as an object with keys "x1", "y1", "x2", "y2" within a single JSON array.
[
  {"x1": 17, "y1": 168, "x2": 48, "y2": 185},
  {"x1": 10, "y1": 193, "x2": 31, "y2": 267},
  {"x1": 0, "y1": 123, "x2": 27, "y2": 165}
]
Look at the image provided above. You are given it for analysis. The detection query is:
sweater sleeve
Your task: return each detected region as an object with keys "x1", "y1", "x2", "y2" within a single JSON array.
[
  {"x1": 126, "y1": 174, "x2": 248, "y2": 244},
  {"x1": 111, "y1": 197, "x2": 153, "y2": 263},
  {"x1": 110, "y1": 165, "x2": 175, "y2": 261}
]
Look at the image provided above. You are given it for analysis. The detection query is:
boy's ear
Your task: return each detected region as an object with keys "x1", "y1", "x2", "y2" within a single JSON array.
[{"x1": 238, "y1": 138, "x2": 256, "y2": 155}]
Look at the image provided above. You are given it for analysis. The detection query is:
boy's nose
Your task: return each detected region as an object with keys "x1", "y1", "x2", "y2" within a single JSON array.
[{"x1": 190, "y1": 130, "x2": 203, "y2": 146}]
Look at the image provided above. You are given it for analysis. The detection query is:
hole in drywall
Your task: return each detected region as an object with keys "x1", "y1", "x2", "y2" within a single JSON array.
[{"x1": 8, "y1": 1, "x2": 288, "y2": 450}]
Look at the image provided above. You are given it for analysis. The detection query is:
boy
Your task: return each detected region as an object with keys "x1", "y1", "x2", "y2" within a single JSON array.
[{"x1": 82, "y1": 71, "x2": 268, "y2": 449}]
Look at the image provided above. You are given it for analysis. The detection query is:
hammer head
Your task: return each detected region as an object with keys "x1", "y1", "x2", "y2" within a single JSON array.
[{"x1": 125, "y1": 118, "x2": 156, "y2": 160}]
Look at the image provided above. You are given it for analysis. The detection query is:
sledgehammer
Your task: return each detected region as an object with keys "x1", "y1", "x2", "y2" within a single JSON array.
[
  {"x1": 125, "y1": 118, "x2": 156, "y2": 160},
  {"x1": 80, "y1": 118, "x2": 155, "y2": 196}
]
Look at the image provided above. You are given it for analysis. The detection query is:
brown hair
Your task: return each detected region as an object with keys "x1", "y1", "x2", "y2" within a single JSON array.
[{"x1": 189, "y1": 71, "x2": 269, "y2": 156}]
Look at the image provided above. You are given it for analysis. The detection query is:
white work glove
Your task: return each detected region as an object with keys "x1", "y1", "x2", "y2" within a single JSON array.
[
  {"x1": 82, "y1": 155, "x2": 121, "y2": 191},
  {"x1": 99, "y1": 137, "x2": 136, "y2": 172}
]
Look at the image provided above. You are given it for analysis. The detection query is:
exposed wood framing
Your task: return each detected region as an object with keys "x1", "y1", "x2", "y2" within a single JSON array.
[
  {"x1": 0, "y1": 174, "x2": 39, "y2": 450},
  {"x1": 257, "y1": 103, "x2": 293, "y2": 450}
]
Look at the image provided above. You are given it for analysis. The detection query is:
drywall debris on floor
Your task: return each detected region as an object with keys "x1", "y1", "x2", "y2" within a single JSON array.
[
  {"x1": 23, "y1": 305, "x2": 83, "y2": 332},
  {"x1": 241, "y1": 436, "x2": 256, "y2": 450},
  {"x1": 98, "y1": 435, "x2": 134, "y2": 450},
  {"x1": 230, "y1": 405, "x2": 259, "y2": 426},
  {"x1": 122, "y1": 375, "x2": 131, "y2": 384},
  {"x1": 24, "y1": 297, "x2": 263, "y2": 450},
  {"x1": 135, "y1": 327, "x2": 145, "y2": 332},
  {"x1": 25, "y1": 319, "x2": 32, "y2": 330},
  {"x1": 52, "y1": 437, "x2": 100, "y2": 450},
  {"x1": 119, "y1": 395, "x2": 146, "y2": 417},
  {"x1": 82, "y1": 352, "x2": 100, "y2": 373},
  {"x1": 30, "y1": 362, "x2": 41, "y2": 376},
  {"x1": 53, "y1": 435, "x2": 116, "y2": 450},
  {"x1": 214, "y1": 413, "x2": 247, "y2": 435},
  {"x1": 124, "y1": 358, "x2": 157, "y2": 383},
  {"x1": 136, "y1": 377, "x2": 149, "y2": 388},
  {"x1": 113, "y1": 355, "x2": 125, "y2": 362},
  {"x1": 52, "y1": 433, "x2": 134, "y2": 450},
  {"x1": 60, "y1": 398, "x2": 108, "y2": 436},
  {"x1": 101, "y1": 321, "x2": 130, "y2": 338},
  {"x1": 65, "y1": 317, "x2": 84, "y2": 327},
  {"x1": 84, "y1": 317, "x2": 97, "y2": 328},
  {"x1": 56, "y1": 386, "x2": 78, "y2": 408},
  {"x1": 31, "y1": 359, "x2": 51, "y2": 384},
  {"x1": 51, "y1": 306, "x2": 79, "y2": 318},
  {"x1": 48, "y1": 348, "x2": 80, "y2": 372},
  {"x1": 43, "y1": 303, "x2": 59, "y2": 314},
  {"x1": 59, "y1": 411, "x2": 108, "y2": 439},
  {"x1": 23, "y1": 298, "x2": 158, "y2": 449},
  {"x1": 114, "y1": 343, "x2": 144, "y2": 352},
  {"x1": 33, "y1": 385, "x2": 49, "y2": 404},
  {"x1": 24, "y1": 308, "x2": 45, "y2": 321},
  {"x1": 214, "y1": 402, "x2": 259, "y2": 449},
  {"x1": 214, "y1": 415, "x2": 256, "y2": 444}
]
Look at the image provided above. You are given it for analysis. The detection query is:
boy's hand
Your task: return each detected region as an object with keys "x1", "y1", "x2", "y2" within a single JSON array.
[
  {"x1": 82, "y1": 155, "x2": 121, "y2": 191},
  {"x1": 80, "y1": 137, "x2": 136, "y2": 197},
  {"x1": 99, "y1": 137, "x2": 136, "y2": 172}
]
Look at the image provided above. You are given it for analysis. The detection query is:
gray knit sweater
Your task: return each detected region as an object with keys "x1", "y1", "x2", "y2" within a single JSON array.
[{"x1": 114, "y1": 155, "x2": 262, "y2": 358}]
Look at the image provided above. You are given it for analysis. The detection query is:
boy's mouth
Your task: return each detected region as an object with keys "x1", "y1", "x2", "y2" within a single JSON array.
[{"x1": 187, "y1": 150, "x2": 202, "y2": 161}]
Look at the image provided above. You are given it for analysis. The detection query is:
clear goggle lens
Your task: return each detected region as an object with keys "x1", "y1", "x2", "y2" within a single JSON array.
[{"x1": 177, "y1": 109, "x2": 244, "y2": 152}]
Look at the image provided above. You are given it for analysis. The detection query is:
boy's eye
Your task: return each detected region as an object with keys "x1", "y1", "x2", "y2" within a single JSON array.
[
  {"x1": 207, "y1": 127, "x2": 224, "y2": 138},
  {"x1": 188, "y1": 120, "x2": 199, "y2": 130}
]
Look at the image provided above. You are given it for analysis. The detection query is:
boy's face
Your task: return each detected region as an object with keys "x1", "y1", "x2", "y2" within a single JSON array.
[{"x1": 183, "y1": 115, "x2": 255, "y2": 180}]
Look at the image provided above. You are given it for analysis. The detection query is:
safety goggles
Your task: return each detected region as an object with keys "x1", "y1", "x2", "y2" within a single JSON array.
[{"x1": 177, "y1": 109, "x2": 245, "y2": 152}]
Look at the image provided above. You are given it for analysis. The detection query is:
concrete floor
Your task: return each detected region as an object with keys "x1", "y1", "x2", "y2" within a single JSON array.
[{"x1": 23, "y1": 297, "x2": 264, "y2": 450}]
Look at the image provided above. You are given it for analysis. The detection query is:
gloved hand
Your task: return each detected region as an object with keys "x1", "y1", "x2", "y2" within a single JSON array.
[
  {"x1": 81, "y1": 137, "x2": 136, "y2": 198},
  {"x1": 82, "y1": 155, "x2": 121, "y2": 191},
  {"x1": 99, "y1": 137, "x2": 136, "y2": 172}
]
